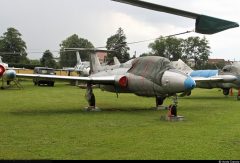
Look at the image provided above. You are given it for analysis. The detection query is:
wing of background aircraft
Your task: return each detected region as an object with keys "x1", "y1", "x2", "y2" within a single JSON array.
[{"x1": 112, "y1": 0, "x2": 239, "y2": 34}]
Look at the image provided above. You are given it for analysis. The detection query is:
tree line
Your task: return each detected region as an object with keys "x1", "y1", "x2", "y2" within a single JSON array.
[{"x1": 0, "y1": 27, "x2": 212, "y2": 69}]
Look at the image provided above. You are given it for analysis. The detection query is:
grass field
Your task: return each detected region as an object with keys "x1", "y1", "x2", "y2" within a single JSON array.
[{"x1": 0, "y1": 80, "x2": 240, "y2": 160}]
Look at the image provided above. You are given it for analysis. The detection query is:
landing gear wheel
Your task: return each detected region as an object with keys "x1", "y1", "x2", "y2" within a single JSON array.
[
  {"x1": 223, "y1": 89, "x2": 230, "y2": 96},
  {"x1": 187, "y1": 91, "x2": 192, "y2": 96},
  {"x1": 156, "y1": 96, "x2": 165, "y2": 107},
  {"x1": 85, "y1": 83, "x2": 96, "y2": 110},
  {"x1": 168, "y1": 95, "x2": 179, "y2": 117},
  {"x1": 168, "y1": 105, "x2": 177, "y2": 117}
]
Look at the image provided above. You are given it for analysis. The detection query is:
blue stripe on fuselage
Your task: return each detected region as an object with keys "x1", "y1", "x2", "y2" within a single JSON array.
[{"x1": 190, "y1": 70, "x2": 219, "y2": 78}]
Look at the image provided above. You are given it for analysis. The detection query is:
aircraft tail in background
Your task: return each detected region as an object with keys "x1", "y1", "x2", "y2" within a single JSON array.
[
  {"x1": 90, "y1": 52, "x2": 102, "y2": 74},
  {"x1": 76, "y1": 51, "x2": 82, "y2": 65},
  {"x1": 171, "y1": 59, "x2": 193, "y2": 75},
  {"x1": 113, "y1": 57, "x2": 121, "y2": 66}
]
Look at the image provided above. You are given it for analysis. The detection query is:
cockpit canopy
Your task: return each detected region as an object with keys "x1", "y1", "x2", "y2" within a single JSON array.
[
  {"x1": 128, "y1": 56, "x2": 173, "y2": 85},
  {"x1": 222, "y1": 63, "x2": 240, "y2": 75}
]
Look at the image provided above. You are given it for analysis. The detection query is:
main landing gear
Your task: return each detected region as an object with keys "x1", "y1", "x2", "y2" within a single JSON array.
[
  {"x1": 156, "y1": 96, "x2": 166, "y2": 108},
  {"x1": 84, "y1": 83, "x2": 100, "y2": 111},
  {"x1": 223, "y1": 88, "x2": 240, "y2": 100}
]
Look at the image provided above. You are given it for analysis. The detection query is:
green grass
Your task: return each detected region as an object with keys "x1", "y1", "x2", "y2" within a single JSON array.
[{"x1": 0, "y1": 80, "x2": 240, "y2": 160}]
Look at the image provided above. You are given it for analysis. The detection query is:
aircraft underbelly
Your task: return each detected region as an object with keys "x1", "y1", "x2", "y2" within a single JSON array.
[
  {"x1": 127, "y1": 75, "x2": 159, "y2": 97},
  {"x1": 99, "y1": 85, "x2": 131, "y2": 93},
  {"x1": 197, "y1": 82, "x2": 224, "y2": 89}
]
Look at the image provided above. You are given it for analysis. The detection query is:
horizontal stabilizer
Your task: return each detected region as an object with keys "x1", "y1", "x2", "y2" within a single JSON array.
[{"x1": 112, "y1": 0, "x2": 239, "y2": 34}]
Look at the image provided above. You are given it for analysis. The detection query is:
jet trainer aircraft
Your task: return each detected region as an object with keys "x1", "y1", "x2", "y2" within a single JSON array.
[
  {"x1": 172, "y1": 59, "x2": 240, "y2": 99},
  {"x1": 17, "y1": 51, "x2": 196, "y2": 115},
  {"x1": 0, "y1": 56, "x2": 20, "y2": 89}
]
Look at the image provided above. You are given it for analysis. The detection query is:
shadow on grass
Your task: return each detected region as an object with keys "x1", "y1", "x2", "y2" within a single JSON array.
[
  {"x1": 10, "y1": 107, "x2": 160, "y2": 116},
  {"x1": 180, "y1": 96, "x2": 234, "y2": 101},
  {"x1": 10, "y1": 108, "x2": 84, "y2": 116}
]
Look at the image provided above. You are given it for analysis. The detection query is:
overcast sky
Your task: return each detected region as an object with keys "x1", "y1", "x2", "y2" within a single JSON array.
[{"x1": 1, "y1": 0, "x2": 240, "y2": 61}]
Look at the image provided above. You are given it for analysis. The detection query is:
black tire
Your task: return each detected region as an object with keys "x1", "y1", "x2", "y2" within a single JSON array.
[
  {"x1": 169, "y1": 105, "x2": 177, "y2": 117},
  {"x1": 89, "y1": 94, "x2": 95, "y2": 107},
  {"x1": 187, "y1": 91, "x2": 192, "y2": 96},
  {"x1": 156, "y1": 96, "x2": 165, "y2": 106},
  {"x1": 223, "y1": 89, "x2": 230, "y2": 96}
]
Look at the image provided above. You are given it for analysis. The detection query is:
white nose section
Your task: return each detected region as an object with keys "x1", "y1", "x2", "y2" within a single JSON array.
[
  {"x1": 162, "y1": 70, "x2": 196, "y2": 93},
  {"x1": 3, "y1": 70, "x2": 17, "y2": 80}
]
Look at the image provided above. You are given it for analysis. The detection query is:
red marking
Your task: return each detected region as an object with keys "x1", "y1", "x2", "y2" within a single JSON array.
[
  {"x1": 0, "y1": 65, "x2": 6, "y2": 77},
  {"x1": 119, "y1": 76, "x2": 128, "y2": 88}
]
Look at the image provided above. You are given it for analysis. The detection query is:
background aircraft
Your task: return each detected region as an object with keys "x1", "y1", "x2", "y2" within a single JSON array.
[
  {"x1": 221, "y1": 62, "x2": 240, "y2": 99},
  {"x1": 0, "y1": 56, "x2": 8, "y2": 67},
  {"x1": 61, "y1": 51, "x2": 91, "y2": 77},
  {"x1": 62, "y1": 49, "x2": 122, "y2": 77},
  {"x1": 0, "y1": 57, "x2": 22, "y2": 89},
  {"x1": 172, "y1": 59, "x2": 240, "y2": 99}
]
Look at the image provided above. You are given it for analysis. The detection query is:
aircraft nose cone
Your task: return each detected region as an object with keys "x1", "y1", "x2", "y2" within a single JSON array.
[
  {"x1": 4, "y1": 70, "x2": 16, "y2": 80},
  {"x1": 184, "y1": 76, "x2": 196, "y2": 90}
]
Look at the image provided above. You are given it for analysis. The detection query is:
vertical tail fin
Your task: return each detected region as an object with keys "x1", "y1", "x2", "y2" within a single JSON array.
[
  {"x1": 171, "y1": 59, "x2": 193, "y2": 75},
  {"x1": 90, "y1": 53, "x2": 102, "y2": 74},
  {"x1": 113, "y1": 57, "x2": 121, "y2": 66},
  {"x1": 76, "y1": 51, "x2": 82, "y2": 65}
]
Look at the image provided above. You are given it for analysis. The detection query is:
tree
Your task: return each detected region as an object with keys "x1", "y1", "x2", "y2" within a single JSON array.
[
  {"x1": 40, "y1": 50, "x2": 57, "y2": 68},
  {"x1": 106, "y1": 28, "x2": 130, "y2": 63},
  {"x1": 183, "y1": 36, "x2": 211, "y2": 69},
  {"x1": 30, "y1": 59, "x2": 41, "y2": 66},
  {"x1": 148, "y1": 36, "x2": 184, "y2": 61},
  {"x1": 0, "y1": 27, "x2": 28, "y2": 63},
  {"x1": 59, "y1": 34, "x2": 94, "y2": 67},
  {"x1": 147, "y1": 36, "x2": 211, "y2": 68}
]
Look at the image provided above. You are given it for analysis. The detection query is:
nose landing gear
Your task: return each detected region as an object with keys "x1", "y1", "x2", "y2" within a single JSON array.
[{"x1": 166, "y1": 95, "x2": 184, "y2": 121}]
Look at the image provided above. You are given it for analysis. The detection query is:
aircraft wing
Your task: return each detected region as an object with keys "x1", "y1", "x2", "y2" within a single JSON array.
[
  {"x1": 7, "y1": 67, "x2": 26, "y2": 70},
  {"x1": 16, "y1": 74, "x2": 116, "y2": 85},
  {"x1": 112, "y1": 0, "x2": 239, "y2": 34},
  {"x1": 193, "y1": 75, "x2": 237, "y2": 83},
  {"x1": 193, "y1": 77, "x2": 224, "y2": 82}
]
